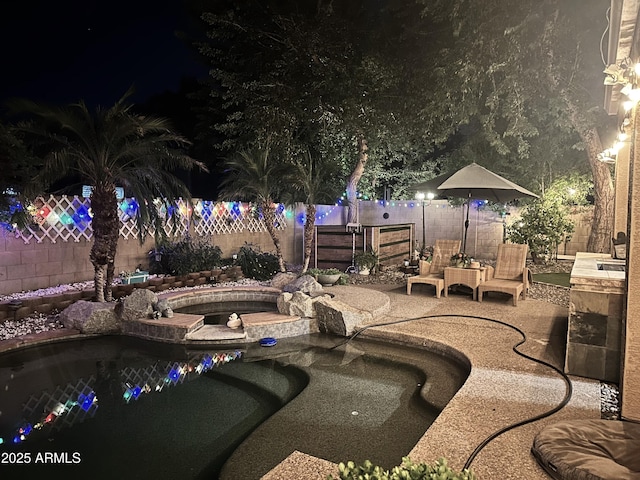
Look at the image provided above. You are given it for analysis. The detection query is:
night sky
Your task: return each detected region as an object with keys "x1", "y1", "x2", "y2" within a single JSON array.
[{"x1": 0, "y1": 0, "x2": 207, "y2": 109}]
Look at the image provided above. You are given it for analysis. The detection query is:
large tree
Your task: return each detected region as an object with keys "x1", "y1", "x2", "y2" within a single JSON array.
[
  {"x1": 12, "y1": 92, "x2": 206, "y2": 301},
  {"x1": 416, "y1": 0, "x2": 615, "y2": 252},
  {"x1": 191, "y1": 0, "x2": 437, "y2": 222}
]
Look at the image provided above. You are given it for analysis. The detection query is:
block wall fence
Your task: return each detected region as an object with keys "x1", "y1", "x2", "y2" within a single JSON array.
[{"x1": 0, "y1": 198, "x2": 592, "y2": 296}]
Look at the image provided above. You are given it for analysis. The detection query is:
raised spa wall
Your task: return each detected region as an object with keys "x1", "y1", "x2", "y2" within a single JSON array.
[{"x1": 566, "y1": 252, "x2": 626, "y2": 383}]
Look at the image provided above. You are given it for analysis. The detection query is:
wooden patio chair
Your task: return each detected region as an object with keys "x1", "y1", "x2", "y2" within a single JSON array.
[
  {"x1": 407, "y1": 239, "x2": 461, "y2": 298},
  {"x1": 477, "y1": 243, "x2": 529, "y2": 306}
]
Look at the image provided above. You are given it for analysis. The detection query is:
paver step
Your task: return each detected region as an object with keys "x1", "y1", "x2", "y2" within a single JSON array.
[{"x1": 185, "y1": 324, "x2": 247, "y2": 341}]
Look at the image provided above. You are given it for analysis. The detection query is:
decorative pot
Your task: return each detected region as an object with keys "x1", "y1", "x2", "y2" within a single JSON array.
[
  {"x1": 317, "y1": 273, "x2": 341, "y2": 286},
  {"x1": 359, "y1": 267, "x2": 370, "y2": 276}
]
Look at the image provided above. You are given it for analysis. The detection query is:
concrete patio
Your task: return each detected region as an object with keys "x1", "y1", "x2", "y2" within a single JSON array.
[{"x1": 262, "y1": 283, "x2": 601, "y2": 480}]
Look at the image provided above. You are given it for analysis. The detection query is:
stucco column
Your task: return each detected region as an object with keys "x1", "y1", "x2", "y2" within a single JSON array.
[
  {"x1": 613, "y1": 140, "x2": 631, "y2": 238},
  {"x1": 621, "y1": 104, "x2": 640, "y2": 421}
]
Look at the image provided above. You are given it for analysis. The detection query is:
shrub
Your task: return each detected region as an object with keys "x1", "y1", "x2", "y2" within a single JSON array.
[
  {"x1": 506, "y1": 198, "x2": 574, "y2": 264},
  {"x1": 328, "y1": 457, "x2": 476, "y2": 480},
  {"x1": 235, "y1": 243, "x2": 280, "y2": 280},
  {"x1": 151, "y1": 236, "x2": 222, "y2": 276}
]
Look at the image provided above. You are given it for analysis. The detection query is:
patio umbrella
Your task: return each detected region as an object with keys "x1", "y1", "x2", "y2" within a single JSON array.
[{"x1": 409, "y1": 163, "x2": 538, "y2": 252}]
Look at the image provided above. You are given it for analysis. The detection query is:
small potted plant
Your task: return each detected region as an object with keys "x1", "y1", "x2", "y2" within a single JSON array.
[
  {"x1": 354, "y1": 248, "x2": 378, "y2": 275},
  {"x1": 450, "y1": 252, "x2": 470, "y2": 268},
  {"x1": 307, "y1": 268, "x2": 343, "y2": 286}
]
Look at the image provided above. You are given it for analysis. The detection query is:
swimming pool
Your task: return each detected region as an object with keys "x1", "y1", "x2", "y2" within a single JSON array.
[{"x1": 0, "y1": 334, "x2": 469, "y2": 479}]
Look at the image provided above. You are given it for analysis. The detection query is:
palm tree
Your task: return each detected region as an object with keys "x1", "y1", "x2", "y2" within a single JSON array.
[
  {"x1": 218, "y1": 144, "x2": 287, "y2": 272},
  {"x1": 283, "y1": 150, "x2": 341, "y2": 273},
  {"x1": 12, "y1": 91, "x2": 207, "y2": 302}
]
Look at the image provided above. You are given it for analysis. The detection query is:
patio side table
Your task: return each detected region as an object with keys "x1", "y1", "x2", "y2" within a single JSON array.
[{"x1": 444, "y1": 267, "x2": 486, "y2": 300}]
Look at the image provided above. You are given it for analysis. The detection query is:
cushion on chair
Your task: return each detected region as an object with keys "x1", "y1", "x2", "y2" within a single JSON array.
[{"x1": 532, "y1": 419, "x2": 640, "y2": 480}]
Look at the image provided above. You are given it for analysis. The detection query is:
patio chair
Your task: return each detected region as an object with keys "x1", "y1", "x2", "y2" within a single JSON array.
[
  {"x1": 406, "y1": 239, "x2": 461, "y2": 298},
  {"x1": 477, "y1": 243, "x2": 529, "y2": 306}
]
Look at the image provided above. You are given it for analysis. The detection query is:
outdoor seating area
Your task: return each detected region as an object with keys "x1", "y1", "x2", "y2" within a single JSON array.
[
  {"x1": 478, "y1": 243, "x2": 530, "y2": 306},
  {"x1": 406, "y1": 241, "x2": 531, "y2": 306},
  {"x1": 406, "y1": 239, "x2": 461, "y2": 298}
]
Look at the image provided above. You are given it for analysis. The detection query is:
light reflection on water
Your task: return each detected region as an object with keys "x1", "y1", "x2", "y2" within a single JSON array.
[{"x1": 0, "y1": 334, "x2": 469, "y2": 479}]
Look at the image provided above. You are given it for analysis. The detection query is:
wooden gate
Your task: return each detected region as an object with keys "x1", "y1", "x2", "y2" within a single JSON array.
[{"x1": 312, "y1": 224, "x2": 414, "y2": 270}]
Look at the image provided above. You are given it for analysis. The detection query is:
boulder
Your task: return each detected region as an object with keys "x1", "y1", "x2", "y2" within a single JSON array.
[
  {"x1": 60, "y1": 300, "x2": 120, "y2": 334},
  {"x1": 154, "y1": 298, "x2": 174, "y2": 318},
  {"x1": 314, "y1": 298, "x2": 370, "y2": 336},
  {"x1": 277, "y1": 291, "x2": 329, "y2": 318},
  {"x1": 282, "y1": 274, "x2": 323, "y2": 295},
  {"x1": 270, "y1": 272, "x2": 298, "y2": 289},
  {"x1": 117, "y1": 289, "x2": 158, "y2": 322}
]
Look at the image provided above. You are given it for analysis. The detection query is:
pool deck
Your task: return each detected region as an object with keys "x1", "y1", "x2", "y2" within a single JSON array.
[
  {"x1": 262, "y1": 283, "x2": 600, "y2": 480},
  {"x1": 0, "y1": 282, "x2": 599, "y2": 480}
]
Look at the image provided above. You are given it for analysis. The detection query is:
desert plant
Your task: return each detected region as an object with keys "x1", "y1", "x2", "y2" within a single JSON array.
[
  {"x1": 306, "y1": 268, "x2": 349, "y2": 285},
  {"x1": 328, "y1": 456, "x2": 476, "y2": 480},
  {"x1": 153, "y1": 236, "x2": 222, "y2": 276},
  {"x1": 235, "y1": 243, "x2": 280, "y2": 280},
  {"x1": 354, "y1": 248, "x2": 378, "y2": 270}
]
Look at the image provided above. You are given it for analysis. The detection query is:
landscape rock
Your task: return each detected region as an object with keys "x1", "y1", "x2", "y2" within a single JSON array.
[
  {"x1": 271, "y1": 272, "x2": 298, "y2": 289},
  {"x1": 154, "y1": 298, "x2": 174, "y2": 318},
  {"x1": 282, "y1": 274, "x2": 323, "y2": 295},
  {"x1": 118, "y1": 289, "x2": 158, "y2": 322},
  {"x1": 60, "y1": 300, "x2": 120, "y2": 334},
  {"x1": 314, "y1": 298, "x2": 370, "y2": 336},
  {"x1": 277, "y1": 291, "x2": 329, "y2": 318}
]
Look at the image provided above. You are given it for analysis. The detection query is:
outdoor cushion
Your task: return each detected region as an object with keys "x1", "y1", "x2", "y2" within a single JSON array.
[{"x1": 532, "y1": 419, "x2": 640, "y2": 480}]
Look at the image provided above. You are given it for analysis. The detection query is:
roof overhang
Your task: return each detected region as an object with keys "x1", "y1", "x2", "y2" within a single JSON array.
[{"x1": 604, "y1": 0, "x2": 640, "y2": 114}]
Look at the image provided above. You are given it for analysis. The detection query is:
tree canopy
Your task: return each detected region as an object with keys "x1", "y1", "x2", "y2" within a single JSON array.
[{"x1": 188, "y1": 0, "x2": 613, "y2": 249}]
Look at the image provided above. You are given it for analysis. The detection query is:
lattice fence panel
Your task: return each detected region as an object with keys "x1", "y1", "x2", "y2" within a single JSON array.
[
  {"x1": 203, "y1": 201, "x2": 247, "y2": 235},
  {"x1": 244, "y1": 204, "x2": 288, "y2": 233},
  {"x1": 192, "y1": 200, "x2": 217, "y2": 236},
  {"x1": 12, "y1": 196, "x2": 290, "y2": 244},
  {"x1": 15, "y1": 195, "x2": 93, "y2": 244}
]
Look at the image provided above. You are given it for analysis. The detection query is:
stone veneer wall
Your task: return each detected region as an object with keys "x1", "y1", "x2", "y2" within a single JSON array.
[
  {"x1": 567, "y1": 287, "x2": 625, "y2": 382},
  {"x1": 566, "y1": 254, "x2": 626, "y2": 383}
]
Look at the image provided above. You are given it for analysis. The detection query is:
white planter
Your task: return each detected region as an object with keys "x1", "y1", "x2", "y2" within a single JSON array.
[{"x1": 359, "y1": 267, "x2": 370, "y2": 276}]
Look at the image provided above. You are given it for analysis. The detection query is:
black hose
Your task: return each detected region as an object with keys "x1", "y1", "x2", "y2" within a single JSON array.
[{"x1": 329, "y1": 313, "x2": 573, "y2": 470}]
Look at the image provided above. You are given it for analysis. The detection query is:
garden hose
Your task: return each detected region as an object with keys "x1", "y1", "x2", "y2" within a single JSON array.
[{"x1": 329, "y1": 313, "x2": 574, "y2": 471}]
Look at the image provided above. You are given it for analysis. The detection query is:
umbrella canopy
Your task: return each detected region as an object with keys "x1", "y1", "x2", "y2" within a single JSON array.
[
  {"x1": 409, "y1": 163, "x2": 538, "y2": 203},
  {"x1": 409, "y1": 163, "x2": 539, "y2": 252}
]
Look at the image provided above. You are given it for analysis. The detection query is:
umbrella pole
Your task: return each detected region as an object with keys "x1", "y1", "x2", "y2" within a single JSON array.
[{"x1": 463, "y1": 195, "x2": 471, "y2": 252}]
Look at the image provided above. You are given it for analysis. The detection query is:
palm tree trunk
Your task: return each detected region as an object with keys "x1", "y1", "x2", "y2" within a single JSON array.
[
  {"x1": 301, "y1": 204, "x2": 316, "y2": 273},
  {"x1": 93, "y1": 265, "x2": 105, "y2": 302},
  {"x1": 89, "y1": 185, "x2": 120, "y2": 302},
  {"x1": 261, "y1": 201, "x2": 286, "y2": 272}
]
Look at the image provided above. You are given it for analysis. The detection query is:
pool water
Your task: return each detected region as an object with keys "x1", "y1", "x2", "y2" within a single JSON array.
[{"x1": 0, "y1": 334, "x2": 469, "y2": 479}]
